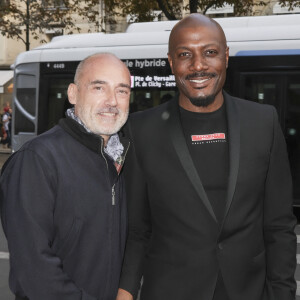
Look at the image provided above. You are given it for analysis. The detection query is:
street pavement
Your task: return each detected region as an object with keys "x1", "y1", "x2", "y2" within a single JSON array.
[{"x1": 0, "y1": 151, "x2": 300, "y2": 299}]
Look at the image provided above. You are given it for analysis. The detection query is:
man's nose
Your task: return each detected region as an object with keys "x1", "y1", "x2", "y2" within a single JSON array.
[
  {"x1": 190, "y1": 54, "x2": 208, "y2": 71},
  {"x1": 104, "y1": 89, "x2": 117, "y2": 106}
]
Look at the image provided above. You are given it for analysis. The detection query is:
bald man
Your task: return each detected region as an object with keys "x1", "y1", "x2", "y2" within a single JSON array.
[
  {"x1": 117, "y1": 14, "x2": 296, "y2": 300},
  {"x1": 1, "y1": 53, "x2": 131, "y2": 300}
]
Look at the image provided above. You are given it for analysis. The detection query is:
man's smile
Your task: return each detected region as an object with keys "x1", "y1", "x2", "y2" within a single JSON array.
[{"x1": 189, "y1": 78, "x2": 211, "y2": 84}]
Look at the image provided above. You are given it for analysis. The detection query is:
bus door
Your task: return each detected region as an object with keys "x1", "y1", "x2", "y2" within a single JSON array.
[{"x1": 236, "y1": 71, "x2": 300, "y2": 205}]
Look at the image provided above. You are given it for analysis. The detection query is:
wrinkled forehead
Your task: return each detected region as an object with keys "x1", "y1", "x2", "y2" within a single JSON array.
[{"x1": 84, "y1": 55, "x2": 128, "y2": 73}]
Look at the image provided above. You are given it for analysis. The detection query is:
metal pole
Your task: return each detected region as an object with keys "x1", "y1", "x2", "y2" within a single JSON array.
[{"x1": 26, "y1": 0, "x2": 30, "y2": 50}]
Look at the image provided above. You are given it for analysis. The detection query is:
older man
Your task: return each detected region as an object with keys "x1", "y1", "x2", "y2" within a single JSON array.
[
  {"x1": 117, "y1": 14, "x2": 296, "y2": 300},
  {"x1": 1, "y1": 53, "x2": 131, "y2": 300}
]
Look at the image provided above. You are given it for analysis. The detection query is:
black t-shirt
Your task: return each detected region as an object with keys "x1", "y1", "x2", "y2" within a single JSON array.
[
  {"x1": 180, "y1": 103, "x2": 230, "y2": 300},
  {"x1": 180, "y1": 103, "x2": 229, "y2": 223}
]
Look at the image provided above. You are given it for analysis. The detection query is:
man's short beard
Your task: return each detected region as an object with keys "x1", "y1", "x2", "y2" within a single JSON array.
[{"x1": 189, "y1": 94, "x2": 216, "y2": 107}]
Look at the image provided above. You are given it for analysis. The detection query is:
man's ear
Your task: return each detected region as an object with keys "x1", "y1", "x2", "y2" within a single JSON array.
[
  {"x1": 225, "y1": 46, "x2": 229, "y2": 69},
  {"x1": 67, "y1": 83, "x2": 78, "y2": 105},
  {"x1": 167, "y1": 53, "x2": 174, "y2": 74}
]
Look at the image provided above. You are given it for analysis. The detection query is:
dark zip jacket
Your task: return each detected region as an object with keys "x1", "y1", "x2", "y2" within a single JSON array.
[{"x1": 0, "y1": 117, "x2": 129, "y2": 300}]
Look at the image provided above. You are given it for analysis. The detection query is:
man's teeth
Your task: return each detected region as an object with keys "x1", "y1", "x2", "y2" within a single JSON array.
[
  {"x1": 190, "y1": 78, "x2": 210, "y2": 83},
  {"x1": 100, "y1": 112, "x2": 116, "y2": 116}
]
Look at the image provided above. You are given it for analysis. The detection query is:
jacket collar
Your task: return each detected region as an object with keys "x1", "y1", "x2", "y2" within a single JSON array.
[
  {"x1": 59, "y1": 117, "x2": 130, "y2": 160},
  {"x1": 222, "y1": 91, "x2": 240, "y2": 227}
]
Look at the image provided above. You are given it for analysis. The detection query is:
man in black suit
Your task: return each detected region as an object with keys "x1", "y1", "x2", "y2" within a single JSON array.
[{"x1": 116, "y1": 14, "x2": 296, "y2": 300}]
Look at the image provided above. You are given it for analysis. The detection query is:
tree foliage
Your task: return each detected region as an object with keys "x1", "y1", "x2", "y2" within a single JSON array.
[
  {"x1": 1, "y1": 0, "x2": 300, "y2": 51},
  {"x1": 193, "y1": 0, "x2": 266, "y2": 15},
  {"x1": 0, "y1": 0, "x2": 101, "y2": 50},
  {"x1": 277, "y1": 0, "x2": 300, "y2": 9},
  {"x1": 104, "y1": 0, "x2": 266, "y2": 22},
  {"x1": 104, "y1": 0, "x2": 182, "y2": 22},
  {"x1": 105, "y1": 0, "x2": 300, "y2": 22}
]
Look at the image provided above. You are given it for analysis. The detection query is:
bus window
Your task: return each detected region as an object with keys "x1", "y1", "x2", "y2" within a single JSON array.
[
  {"x1": 46, "y1": 77, "x2": 72, "y2": 129},
  {"x1": 14, "y1": 74, "x2": 36, "y2": 134},
  {"x1": 38, "y1": 75, "x2": 73, "y2": 134},
  {"x1": 285, "y1": 76, "x2": 300, "y2": 204},
  {"x1": 232, "y1": 70, "x2": 300, "y2": 205},
  {"x1": 130, "y1": 90, "x2": 176, "y2": 112},
  {"x1": 239, "y1": 73, "x2": 281, "y2": 108}
]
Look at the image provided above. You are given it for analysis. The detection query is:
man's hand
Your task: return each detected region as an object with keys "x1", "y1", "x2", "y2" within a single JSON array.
[{"x1": 116, "y1": 288, "x2": 134, "y2": 300}]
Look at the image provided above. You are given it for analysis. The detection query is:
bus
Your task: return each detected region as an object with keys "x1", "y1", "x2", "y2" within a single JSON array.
[{"x1": 11, "y1": 14, "x2": 300, "y2": 205}]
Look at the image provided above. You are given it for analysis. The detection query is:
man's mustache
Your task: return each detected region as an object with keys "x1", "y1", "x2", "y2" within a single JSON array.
[
  {"x1": 185, "y1": 72, "x2": 217, "y2": 80},
  {"x1": 97, "y1": 107, "x2": 119, "y2": 114}
]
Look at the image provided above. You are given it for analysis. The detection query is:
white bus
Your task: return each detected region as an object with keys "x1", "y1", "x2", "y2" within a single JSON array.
[{"x1": 11, "y1": 14, "x2": 300, "y2": 204}]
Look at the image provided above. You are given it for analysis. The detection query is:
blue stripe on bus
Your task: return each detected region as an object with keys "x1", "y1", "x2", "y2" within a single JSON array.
[{"x1": 235, "y1": 49, "x2": 300, "y2": 56}]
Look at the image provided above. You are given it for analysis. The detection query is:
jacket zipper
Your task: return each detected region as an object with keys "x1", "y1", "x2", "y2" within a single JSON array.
[
  {"x1": 112, "y1": 185, "x2": 116, "y2": 205},
  {"x1": 100, "y1": 139, "x2": 115, "y2": 205},
  {"x1": 100, "y1": 139, "x2": 130, "y2": 206},
  {"x1": 111, "y1": 141, "x2": 130, "y2": 206}
]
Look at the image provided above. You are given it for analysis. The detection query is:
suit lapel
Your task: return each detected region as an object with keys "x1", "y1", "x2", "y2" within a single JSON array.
[
  {"x1": 222, "y1": 92, "x2": 240, "y2": 226},
  {"x1": 167, "y1": 98, "x2": 218, "y2": 223}
]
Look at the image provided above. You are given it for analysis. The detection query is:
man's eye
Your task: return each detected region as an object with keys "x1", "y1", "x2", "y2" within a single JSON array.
[
  {"x1": 205, "y1": 50, "x2": 218, "y2": 56},
  {"x1": 94, "y1": 86, "x2": 103, "y2": 91},
  {"x1": 178, "y1": 52, "x2": 190, "y2": 57},
  {"x1": 117, "y1": 89, "x2": 129, "y2": 95}
]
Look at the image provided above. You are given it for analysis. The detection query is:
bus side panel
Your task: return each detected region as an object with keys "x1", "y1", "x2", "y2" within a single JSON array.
[{"x1": 12, "y1": 63, "x2": 39, "y2": 152}]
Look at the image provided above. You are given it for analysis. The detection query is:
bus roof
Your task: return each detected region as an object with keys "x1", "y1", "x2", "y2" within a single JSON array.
[{"x1": 125, "y1": 14, "x2": 300, "y2": 32}]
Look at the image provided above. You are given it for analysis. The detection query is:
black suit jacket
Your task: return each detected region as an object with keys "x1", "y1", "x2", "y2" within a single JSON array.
[{"x1": 120, "y1": 92, "x2": 297, "y2": 300}]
